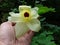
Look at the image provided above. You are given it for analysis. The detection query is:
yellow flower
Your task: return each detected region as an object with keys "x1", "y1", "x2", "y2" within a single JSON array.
[{"x1": 8, "y1": 5, "x2": 41, "y2": 38}]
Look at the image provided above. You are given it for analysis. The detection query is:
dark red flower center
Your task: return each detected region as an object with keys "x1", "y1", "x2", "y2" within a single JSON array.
[{"x1": 24, "y1": 12, "x2": 29, "y2": 17}]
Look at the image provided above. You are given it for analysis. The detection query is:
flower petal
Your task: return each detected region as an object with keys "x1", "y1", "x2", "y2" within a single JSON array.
[
  {"x1": 19, "y1": 5, "x2": 31, "y2": 12},
  {"x1": 27, "y1": 19, "x2": 41, "y2": 32},
  {"x1": 9, "y1": 12, "x2": 19, "y2": 17},
  {"x1": 31, "y1": 8, "x2": 39, "y2": 19},
  {"x1": 15, "y1": 22, "x2": 29, "y2": 38},
  {"x1": 33, "y1": 7, "x2": 39, "y2": 11},
  {"x1": 8, "y1": 16, "x2": 12, "y2": 21},
  {"x1": 8, "y1": 16, "x2": 23, "y2": 22}
]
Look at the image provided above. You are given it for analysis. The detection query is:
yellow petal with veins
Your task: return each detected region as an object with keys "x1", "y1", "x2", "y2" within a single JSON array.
[
  {"x1": 27, "y1": 19, "x2": 41, "y2": 32},
  {"x1": 19, "y1": 5, "x2": 31, "y2": 12}
]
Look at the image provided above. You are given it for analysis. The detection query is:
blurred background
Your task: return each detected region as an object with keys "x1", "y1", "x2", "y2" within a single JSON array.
[{"x1": 0, "y1": 0, "x2": 60, "y2": 45}]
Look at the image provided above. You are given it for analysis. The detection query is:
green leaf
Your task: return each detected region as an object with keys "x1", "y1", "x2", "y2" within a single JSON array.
[
  {"x1": 46, "y1": 42, "x2": 56, "y2": 45},
  {"x1": 46, "y1": 35, "x2": 54, "y2": 41},
  {"x1": 36, "y1": 4, "x2": 55, "y2": 14},
  {"x1": 31, "y1": 30, "x2": 56, "y2": 45}
]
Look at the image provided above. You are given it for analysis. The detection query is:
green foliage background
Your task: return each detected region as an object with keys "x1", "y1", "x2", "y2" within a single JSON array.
[{"x1": 0, "y1": 0, "x2": 60, "y2": 45}]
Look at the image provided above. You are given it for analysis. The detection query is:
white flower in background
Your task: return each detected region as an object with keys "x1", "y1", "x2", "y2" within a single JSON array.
[{"x1": 8, "y1": 5, "x2": 41, "y2": 38}]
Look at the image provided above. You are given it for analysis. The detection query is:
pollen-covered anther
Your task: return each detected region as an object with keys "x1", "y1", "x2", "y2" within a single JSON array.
[{"x1": 24, "y1": 12, "x2": 29, "y2": 17}]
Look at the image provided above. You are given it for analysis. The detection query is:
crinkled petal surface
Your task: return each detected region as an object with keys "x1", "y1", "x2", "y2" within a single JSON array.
[
  {"x1": 31, "y1": 8, "x2": 39, "y2": 19},
  {"x1": 19, "y1": 5, "x2": 31, "y2": 12},
  {"x1": 9, "y1": 12, "x2": 20, "y2": 17},
  {"x1": 27, "y1": 19, "x2": 41, "y2": 32},
  {"x1": 8, "y1": 12, "x2": 24, "y2": 22},
  {"x1": 15, "y1": 22, "x2": 29, "y2": 38},
  {"x1": 8, "y1": 16, "x2": 23, "y2": 22},
  {"x1": 33, "y1": 7, "x2": 39, "y2": 11},
  {"x1": 8, "y1": 16, "x2": 12, "y2": 21}
]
